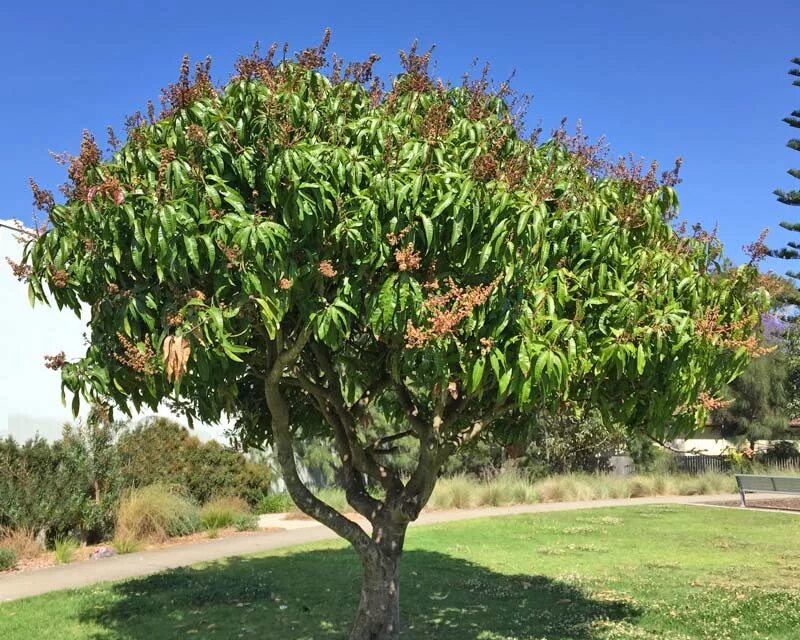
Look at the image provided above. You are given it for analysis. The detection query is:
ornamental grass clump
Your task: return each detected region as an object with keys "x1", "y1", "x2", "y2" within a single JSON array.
[
  {"x1": 200, "y1": 495, "x2": 250, "y2": 530},
  {"x1": 0, "y1": 527, "x2": 43, "y2": 562},
  {"x1": 115, "y1": 484, "x2": 199, "y2": 542}
]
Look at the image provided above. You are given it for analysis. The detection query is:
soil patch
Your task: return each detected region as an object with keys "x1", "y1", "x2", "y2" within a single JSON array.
[{"x1": 703, "y1": 496, "x2": 800, "y2": 511}]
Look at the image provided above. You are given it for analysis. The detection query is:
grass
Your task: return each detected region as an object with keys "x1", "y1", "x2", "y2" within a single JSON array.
[
  {"x1": 111, "y1": 538, "x2": 141, "y2": 555},
  {"x1": 199, "y1": 496, "x2": 251, "y2": 530},
  {"x1": 427, "y1": 469, "x2": 737, "y2": 510},
  {"x1": 115, "y1": 484, "x2": 200, "y2": 542},
  {"x1": 53, "y1": 538, "x2": 79, "y2": 565},
  {"x1": 2, "y1": 505, "x2": 800, "y2": 639},
  {"x1": 259, "y1": 470, "x2": 759, "y2": 516}
]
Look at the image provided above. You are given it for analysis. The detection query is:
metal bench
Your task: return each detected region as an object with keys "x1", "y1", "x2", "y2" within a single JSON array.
[{"x1": 735, "y1": 474, "x2": 800, "y2": 507}]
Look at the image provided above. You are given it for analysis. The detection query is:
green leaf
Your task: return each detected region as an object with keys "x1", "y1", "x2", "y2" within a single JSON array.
[
  {"x1": 420, "y1": 214, "x2": 434, "y2": 250},
  {"x1": 534, "y1": 351, "x2": 549, "y2": 380},
  {"x1": 498, "y1": 369, "x2": 513, "y2": 396},
  {"x1": 518, "y1": 342, "x2": 531, "y2": 376},
  {"x1": 184, "y1": 236, "x2": 200, "y2": 270},
  {"x1": 636, "y1": 344, "x2": 646, "y2": 375},
  {"x1": 431, "y1": 193, "x2": 454, "y2": 219},
  {"x1": 470, "y1": 357, "x2": 485, "y2": 392}
]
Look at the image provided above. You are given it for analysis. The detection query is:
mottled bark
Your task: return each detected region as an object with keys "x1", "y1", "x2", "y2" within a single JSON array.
[{"x1": 350, "y1": 519, "x2": 407, "y2": 640}]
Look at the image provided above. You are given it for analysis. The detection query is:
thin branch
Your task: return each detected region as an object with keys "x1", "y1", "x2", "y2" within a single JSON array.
[
  {"x1": 309, "y1": 343, "x2": 404, "y2": 494},
  {"x1": 365, "y1": 429, "x2": 415, "y2": 452},
  {"x1": 0, "y1": 222, "x2": 38, "y2": 238},
  {"x1": 264, "y1": 378, "x2": 372, "y2": 554},
  {"x1": 268, "y1": 324, "x2": 312, "y2": 382},
  {"x1": 647, "y1": 433, "x2": 703, "y2": 455}
]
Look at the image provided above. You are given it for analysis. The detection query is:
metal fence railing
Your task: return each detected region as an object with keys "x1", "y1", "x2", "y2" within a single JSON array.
[{"x1": 674, "y1": 454, "x2": 800, "y2": 474}]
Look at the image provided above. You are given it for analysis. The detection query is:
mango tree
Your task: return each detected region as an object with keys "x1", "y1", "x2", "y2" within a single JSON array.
[{"x1": 17, "y1": 36, "x2": 765, "y2": 639}]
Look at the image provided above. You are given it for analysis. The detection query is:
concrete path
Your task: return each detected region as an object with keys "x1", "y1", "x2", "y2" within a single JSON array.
[{"x1": 0, "y1": 493, "x2": 779, "y2": 603}]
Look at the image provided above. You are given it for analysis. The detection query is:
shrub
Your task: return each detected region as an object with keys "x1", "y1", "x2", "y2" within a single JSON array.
[
  {"x1": 115, "y1": 484, "x2": 199, "y2": 542},
  {"x1": 200, "y1": 496, "x2": 250, "y2": 530},
  {"x1": 257, "y1": 493, "x2": 295, "y2": 514},
  {"x1": 54, "y1": 537, "x2": 79, "y2": 564},
  {"x1": 232, "y1": 513, "x2": 259, "y2": 531},
  {"x1": 117, "y1": 418, "x2": 271, "y2": 507},
  {"x1": 0, "y1": 433, "x2": 118, "y2": 544},
  {"x1": 0, "y1": 547, "x2": 17, "y2": 570}
]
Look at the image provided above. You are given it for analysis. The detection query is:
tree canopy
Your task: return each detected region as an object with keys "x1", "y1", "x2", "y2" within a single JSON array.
[
  {"x1": 15, "y1": 35, "x2": 766, "y2": 639},
  {"x1": 770, "y1": 57, "x2": 800, "y2": 276}
]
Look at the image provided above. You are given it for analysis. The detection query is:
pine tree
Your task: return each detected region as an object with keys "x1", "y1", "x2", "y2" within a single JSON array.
[{"x1": 771, "y1": 58, "x2": 800, "y2": 275}]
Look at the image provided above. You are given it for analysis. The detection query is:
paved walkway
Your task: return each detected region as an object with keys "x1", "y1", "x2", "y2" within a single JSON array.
[{"x1": 0, "y1": 493, "x2": 780, "y2": 602}]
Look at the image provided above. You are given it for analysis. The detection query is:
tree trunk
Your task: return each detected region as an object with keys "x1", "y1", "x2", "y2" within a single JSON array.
[{"x1": 350, "y1": 549, "x2": 402, "y2": 640}]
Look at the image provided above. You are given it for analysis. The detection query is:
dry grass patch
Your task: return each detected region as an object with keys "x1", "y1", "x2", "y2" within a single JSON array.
[{"x1": 0, "y1": 526, "x2": 44, "y2": 561}]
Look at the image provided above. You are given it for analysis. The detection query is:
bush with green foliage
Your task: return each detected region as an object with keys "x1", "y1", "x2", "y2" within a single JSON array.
[
  {"x1": 0, "y1": 416, "x2": 272, "y2": 543},
  {"x1": 256, "y1": 492, "x2": 295, "y2": 514},
  {"x1": 116, "y1": 417, "x2": 271, "y2": 506},
  {"x1": 0, "y1": 547, "x2": 17, "y2": 571},
  {"x1": 0, "y1": 426, "x2": 118, "y2": 544}
]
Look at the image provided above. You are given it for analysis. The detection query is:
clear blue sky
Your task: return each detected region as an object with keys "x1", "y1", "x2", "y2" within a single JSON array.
[{"x1": 1, "y1": 0, "x2": 798, "y2": 268}]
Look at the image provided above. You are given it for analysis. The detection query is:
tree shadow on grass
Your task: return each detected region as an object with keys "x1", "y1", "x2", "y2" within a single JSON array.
[{"x1": 81, "y1": 548, "x2": 640, "y2": 639}]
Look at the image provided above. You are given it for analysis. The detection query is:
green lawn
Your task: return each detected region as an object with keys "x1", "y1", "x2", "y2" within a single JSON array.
[{"x1": 2, "y1": 505, "x2": 799, "y2": 639}]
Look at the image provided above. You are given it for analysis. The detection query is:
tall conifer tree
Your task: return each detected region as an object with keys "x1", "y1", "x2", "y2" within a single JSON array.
[{"x1": 771, "y1": 58, "x2": 800, "y2": 275}]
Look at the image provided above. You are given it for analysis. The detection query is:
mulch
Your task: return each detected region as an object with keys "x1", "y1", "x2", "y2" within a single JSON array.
[
  {"x1": 703, "y1": 496, "x2": 800, "y2": 512},
  {"x1": 1, "y1": 526, "x2": 284, "y2": 576}
]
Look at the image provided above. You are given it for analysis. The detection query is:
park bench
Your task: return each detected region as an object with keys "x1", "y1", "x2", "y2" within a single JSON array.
[{"x1": 735, "y1": 474, "x2": 800, "y2": 507}]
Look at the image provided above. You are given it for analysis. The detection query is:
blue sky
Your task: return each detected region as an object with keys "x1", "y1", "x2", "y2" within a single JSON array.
[{"x1": 1, "y1": 0, "x2": 798, "y2": 269}]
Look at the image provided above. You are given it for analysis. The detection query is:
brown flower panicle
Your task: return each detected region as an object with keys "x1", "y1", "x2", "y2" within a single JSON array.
[
  {"x1": 471, "y1": 153, "x2": 498, "y2": 182},
  {"x1": 697, "y1": 391, "x2": 731, "y2": 412},
  {"x1": 186, "y1": 124, "x2": 208, "y2": 145},
  {"x1": 386, "y1": 226, "x2": 411, "y2": 247},
  {"x1": 44, "y1": 351, "x2": 66, "y2": 370},
  {"x1": 114, "y1": 333, "x2": 158, "y2": 375},
  {"x1": 29, "y1": 178, "x2": 55, "y2": 212},
  {"x1": 743, "y1": 229, "x2": 769, "y2": 265},
  {"x1": 6, "y1": 258, "x2": 31, "y2": 282},
  {"x1": 406, "y1": 276, "x2": 500, "y2": 347},
  {"x1": 694, "y1": 307, "x2": 771, "y2": 357},
  {"x1": 49, "y1": 266, "x2": 69, "y2": 288},
  {"x1": 395, "y1": 243, "x2": 421, "y2": 271},
  {"x1": 318, "y1": 260, "x2": 337, "y2": 278},
  {"x1": 420, "y1": 101, "x2": 450, "y2": 142},
  {"x1": 160, "y1": 55, "x2": 215, "y2": 117},
  {"x1": 87, "y1": 175, "x2": 125, "y2": 206},
  {"x1": 296, "y1": 28, "x2": 331, "y2": 70}
]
